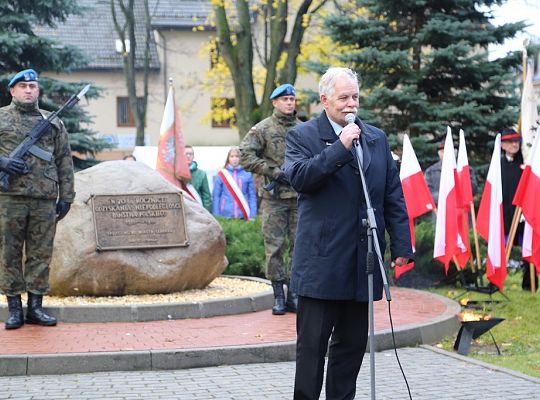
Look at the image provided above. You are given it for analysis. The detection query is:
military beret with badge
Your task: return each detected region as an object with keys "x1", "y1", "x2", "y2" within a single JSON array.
[
  {"x1": 8, "y1": 69, "x2": 38, "y2": 88},
  {"x1": 269, "y1": 83, "x2": 296, "y2": 100}
]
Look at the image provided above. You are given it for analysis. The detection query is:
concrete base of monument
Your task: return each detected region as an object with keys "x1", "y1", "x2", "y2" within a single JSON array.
[{"x1": 0, "y1": 276, "x2": 273, "y2": 323}]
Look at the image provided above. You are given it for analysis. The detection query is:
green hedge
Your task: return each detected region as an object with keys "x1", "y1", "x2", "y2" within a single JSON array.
[
  {"x1": 217, "y1": 217, "x2": 266, "y2": 278},
  {"x1": 217, "y1": 216, "x2": 493, "y2": 288}
]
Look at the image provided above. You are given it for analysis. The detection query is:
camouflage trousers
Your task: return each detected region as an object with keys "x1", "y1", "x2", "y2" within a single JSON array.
[
  {"x1": 0, "y1": 196, "x2": 56, "y2": 296},
  {"x1": 261, "y1": 198, "x2": 297, "y2": 282}
]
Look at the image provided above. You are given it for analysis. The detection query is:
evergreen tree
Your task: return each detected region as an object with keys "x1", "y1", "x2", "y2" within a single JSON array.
[
  {"x1": 0, "y1": 0, "x2": 112, "y2": 169},
  {"x1": 323, "y1": 0, "x2": 526, "y2": 165}
]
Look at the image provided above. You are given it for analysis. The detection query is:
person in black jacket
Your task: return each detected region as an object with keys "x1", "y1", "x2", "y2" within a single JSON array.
[
  {"x1": 284, "y1": 67, "x2": 413, "y2": 400},
  {"x1": 500, "y1": 128, "x2": 536, "y2": 290}
]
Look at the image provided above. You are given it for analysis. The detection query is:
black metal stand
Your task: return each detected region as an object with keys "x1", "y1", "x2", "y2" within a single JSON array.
[
  {"x1": 453, "y1": 317, "x2": 505, "y2": 355},
  {"x1": 453, "y1": 281, "x2": 511, "y2": 303},
  {"x1": 353, "y1": 141, "x2": 391, "y2": 400}
]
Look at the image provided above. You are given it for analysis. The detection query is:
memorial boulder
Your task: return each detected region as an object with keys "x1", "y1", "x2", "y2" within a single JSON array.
[{"x1": 49, "y1": 161, "x2": 227, "y2": 296}]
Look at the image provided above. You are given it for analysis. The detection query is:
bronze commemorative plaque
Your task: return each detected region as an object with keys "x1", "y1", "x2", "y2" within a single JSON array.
[{"x1": 90, "y1": 192, "x2": 189, "y2": 251}]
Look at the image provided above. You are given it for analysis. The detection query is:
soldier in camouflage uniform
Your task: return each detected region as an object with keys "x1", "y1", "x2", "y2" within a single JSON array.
[
  {"x1": 239, "y1": 84, "x2": 300, "y2": 315},
  {"x1": 0, "y1": 69, "x2": 75, "y2": 329}
]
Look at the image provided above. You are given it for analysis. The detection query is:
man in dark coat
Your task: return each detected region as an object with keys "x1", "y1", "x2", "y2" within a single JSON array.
[
  {"x1": 284, "y1": 67, "x2": 413, "y2": 399},
  {"x1": 500, "y1": 128, "x2": 524, "y2": 240}
]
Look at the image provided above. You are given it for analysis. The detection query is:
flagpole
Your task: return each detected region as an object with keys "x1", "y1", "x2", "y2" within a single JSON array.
[
  {"x1": 517, "y1": 39, "x2": 529, "y2": 135},
  {"x1": 460, "y1": 209, "x2": 474, "y2": 274},
  {"x1": 469, "y1": 204, "x2": 483, "y2": 284},
  {"x1": 530, "y1": 263, "x2": 536, "y2": 293},
  {"x1": 505, "y1": 206, "x2": 522, "y2": 263}
]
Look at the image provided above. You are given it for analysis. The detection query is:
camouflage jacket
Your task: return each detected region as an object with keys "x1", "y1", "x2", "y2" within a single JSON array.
[
  {"x1": 0, "y1": 101, "x2": 75, "y2": 202},
  {"x1": 239, "y1": 109, "x2": 300, "y2": 200}
]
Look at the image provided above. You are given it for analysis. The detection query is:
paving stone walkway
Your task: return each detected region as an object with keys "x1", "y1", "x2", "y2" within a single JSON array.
[{"x1": 0, "y1": 346, "x2": 538, "y2": 399}]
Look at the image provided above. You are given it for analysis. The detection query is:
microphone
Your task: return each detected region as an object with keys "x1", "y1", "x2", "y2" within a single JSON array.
[{"x1": 345, "y1": 113, "x2": 359, "y2": 146}]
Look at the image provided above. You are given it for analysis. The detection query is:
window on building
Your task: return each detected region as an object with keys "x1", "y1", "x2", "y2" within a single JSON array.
[
  {"x1": 211, "y1": 97, "x2": 236, "y2": 128},
  {"x1": 117, "y1": 97, "x2": 145, "y2": 127}
]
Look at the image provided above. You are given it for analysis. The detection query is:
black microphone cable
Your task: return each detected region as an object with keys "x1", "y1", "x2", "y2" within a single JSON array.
[{"x1": 375, "y1": 250, "x2": 413, "y2": 400}]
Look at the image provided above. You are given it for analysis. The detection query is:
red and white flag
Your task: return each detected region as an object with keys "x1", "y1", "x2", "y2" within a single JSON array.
[
  {"x1": 434, "y1": 127, "x2": 467, "y2": 273},
  {"x1": 454, "y1": 129, "x2": 472, "y2": 268},
  {"x1": 477, "y1": 134, "x2": 507, "y2": 291},
  {"x1": 522, "y1": 222, "x2": 540, "y2": 272},
  {"x1": 156, "y1": 83, "x2": 192, "y2": 196},
  {"x1": 398, "y1": 134, "x2": 436, "y2": 278},
  {"x1": 513, "y1": 126, "x2": 540, "y2": 271},
  {"x1": 456, "y1": 129, "x2": 474, "y2": 210},
  {"x1": 520, "y1": 60, "x2": 538, "y2": 163}
]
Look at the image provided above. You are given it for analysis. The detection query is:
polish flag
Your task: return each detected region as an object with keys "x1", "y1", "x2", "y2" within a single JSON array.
[
  {"x1": 434, "y1": 127, "x2": 467, "y2": 273},
  {"x1": 522, "y1": 222, "x2": 540, "y2": 273},
  {"x1": 513, "y1": 126, "x2": 540, "y2": 271},
  {"x1": 520, "y1": 60, "x2": 538, "y2": 163},
  {"x1": 454, "y1": 129, "x2": 472, "y2": 268},
  {"x1": 398, "y1": 134, "x2": 436, "y2": 278},
  {"x1": 477, "y1": 134, "x2": 507, "y2": 291},
  {"x1": 156, "y1": 82, "x2": 192, "y2": 196},
  {"x1": 456, "y1": 130, "x2": 474, "y2": 210}
]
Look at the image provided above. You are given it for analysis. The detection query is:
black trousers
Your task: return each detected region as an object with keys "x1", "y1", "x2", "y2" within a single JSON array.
[{"x1": 293, "y1": 296, "x2": 369, "y2": 400}]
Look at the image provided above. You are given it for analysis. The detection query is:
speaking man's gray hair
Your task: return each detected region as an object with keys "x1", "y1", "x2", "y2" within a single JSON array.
[{"x1": 319, "y1": 67, "x2": 359, "y2": 99}]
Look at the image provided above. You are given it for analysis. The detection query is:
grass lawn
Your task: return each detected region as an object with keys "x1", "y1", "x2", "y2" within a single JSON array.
[{"x1": 428, "y1": 269, "x2": 540, "y2": 379}]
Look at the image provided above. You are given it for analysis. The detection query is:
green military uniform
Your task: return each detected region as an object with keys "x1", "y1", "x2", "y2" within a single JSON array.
[
  {"x1": 0, "y1": 100, "x2": 75, "y2": 296},
  {"x1": 189, "y1": 161, "x2": 212, "y2": 211},
  {"x1": 239, "y1": 109, "x2": 299, "y2": 282}
]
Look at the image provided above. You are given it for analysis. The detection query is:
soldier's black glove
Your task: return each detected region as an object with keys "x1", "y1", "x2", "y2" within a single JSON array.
[
  {"x1": 56, "y1": 201, "x2": 71, "y2": 221},
  {"x1": 0, "y1": 156, "x2": 28, "y2": 175}
]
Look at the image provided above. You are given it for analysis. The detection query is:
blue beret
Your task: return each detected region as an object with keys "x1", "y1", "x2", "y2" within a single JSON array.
[
  {"x1": 270, "y1": 83, "x2": 296, "y2": 100},
  {"x1": 8, "y1": 69, "x2": 38, "y2": 88}
]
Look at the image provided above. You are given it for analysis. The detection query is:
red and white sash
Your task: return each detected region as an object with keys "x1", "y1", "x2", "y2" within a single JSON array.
[{"x1": 218, "y1": 168, "x2": 250, "y2": 220}]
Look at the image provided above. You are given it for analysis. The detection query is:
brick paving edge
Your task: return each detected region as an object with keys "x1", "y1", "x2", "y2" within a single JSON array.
[{"x1": 0, "y1": 301, "x2": 460, "y2": 377}]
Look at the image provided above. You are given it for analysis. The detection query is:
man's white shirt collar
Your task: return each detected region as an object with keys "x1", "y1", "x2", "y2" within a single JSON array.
[
  {"x1": 327, "y1": 113, "x2": 363, "y2": 165},
  {"x1": 327, "y1": 116, "x2": 344, "y2": 136}
]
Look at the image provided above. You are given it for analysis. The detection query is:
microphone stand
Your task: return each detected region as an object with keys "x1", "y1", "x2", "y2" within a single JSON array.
[{"x1": 353, "y1": 141, "x2": 392, "y2": 400}]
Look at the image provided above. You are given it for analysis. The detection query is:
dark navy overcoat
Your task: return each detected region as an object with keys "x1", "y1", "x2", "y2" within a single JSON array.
[{"x1": 283, "y1": 111, "x2": 413, "y2": 301}]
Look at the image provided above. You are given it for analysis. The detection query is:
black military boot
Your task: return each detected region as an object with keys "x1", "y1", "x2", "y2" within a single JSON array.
[
  {"x1": 26, "y1": 293, "x2": 57, "y2": 326},
  {"x1": 5, "y1": 295, "x2": 24, "y2": 330},
  {"x1": 285, "y1": 285, "x2": 298, "y2": 313},
  {"x1": 271, "y1": 281, "x2": 286, "y2": 315}
]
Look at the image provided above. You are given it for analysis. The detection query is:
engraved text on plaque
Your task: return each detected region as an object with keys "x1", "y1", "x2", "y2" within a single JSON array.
[{"x1": 91, "y1": 192, "x2": 189, "y2": 250}]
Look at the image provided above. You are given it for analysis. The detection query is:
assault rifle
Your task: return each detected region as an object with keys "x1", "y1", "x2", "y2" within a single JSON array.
[{"x1": 0, "y1": 84, "x2": 90, "y2": 192}]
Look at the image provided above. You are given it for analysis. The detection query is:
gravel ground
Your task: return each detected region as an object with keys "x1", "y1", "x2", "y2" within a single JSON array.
[{"x1": 0, "y1": 276, "x2": 270, "y2": 306}]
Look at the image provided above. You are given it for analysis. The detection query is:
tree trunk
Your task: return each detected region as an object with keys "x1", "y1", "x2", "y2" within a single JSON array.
[
  {"x1": 111, "y1": 0, "x2": 151, "y2": 146},
  {"x1": 213, "y1": 0, "x2": 325, "y2": 139}
]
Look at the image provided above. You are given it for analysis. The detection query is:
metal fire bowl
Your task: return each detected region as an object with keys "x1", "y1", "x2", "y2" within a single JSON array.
[{"x1": 453, "y1": 317, "x2": 505, "y2": 355}]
